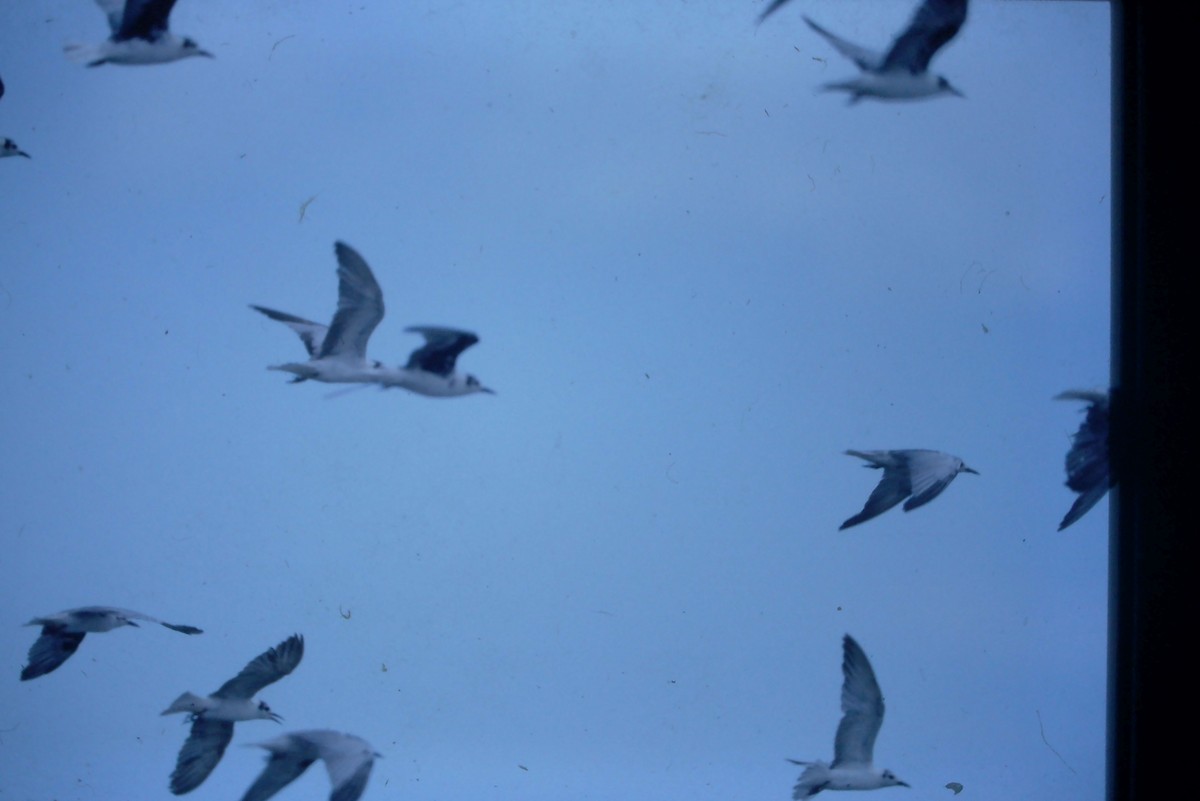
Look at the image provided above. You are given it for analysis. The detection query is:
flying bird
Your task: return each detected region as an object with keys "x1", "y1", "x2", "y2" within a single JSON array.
[
  {"x1": 252, "y1": 241, "x2": 493, "y2": 397},
  {"x1": 1056, "y1": 389, "x2": 1111, "y2": 530},
  {"x1": 164, "y1": 634, "x2": 304, "y2": 795},
  {"x1": 788, "y1": 635, "x2": 909, "y2": 798},
  {"x1": 65, "y1": 0, "x2": 213, "y2": 67},
  {"x1": 20, "y1": 607, "x2": 202, "y2": 681},
  {"x1": 840, "y1": 449, "x2": 978, "y2": 529},
  {"x1": 238, "y1": 730, "x2": 379, "y2": 801},
  {"x1": 0, "y1": 76, "x2": 31, "y2": 159},
  {"x1": 759, "y1": 0, "x2": 968, "y2": 103}
]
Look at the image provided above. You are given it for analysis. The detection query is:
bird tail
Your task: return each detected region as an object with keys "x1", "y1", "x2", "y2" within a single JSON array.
[
  {"x1": 790, "y1": 760, "x2": 830, "y2": 799},
  {"x1": 161, "y1": 692, "x2": 207, "y2": 716}
]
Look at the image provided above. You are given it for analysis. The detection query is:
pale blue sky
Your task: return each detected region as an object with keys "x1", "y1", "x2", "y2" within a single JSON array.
[{"x1": 1, "y1": 2, "x2": 1109, "y2": 800}]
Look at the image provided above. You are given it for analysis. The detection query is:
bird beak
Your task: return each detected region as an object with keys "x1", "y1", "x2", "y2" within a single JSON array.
[
  {"x1": 126, "y1": 620, "x2": 140, "y2": 627},
  {"x1": 481, "y1": 387, "x2": 496, "y2": 395},
  {"x1": 18, "y1": 151, "x2": 30, "y2": 159},
  {"x1": 949, "y1": 85, "x2": 965, "y2": 98},
  {"x1": 963, "y1": 466, "x2": 980, "y2": 475},
  {"x1": 270, "y1": 712, "x2": 283, "y2": 723},
  {"x1": 898, "y1": 780, "x2": 911, "y2": 788},
  {"x1": 199, "y1": 51, "x2": 215, "y2": 59}
]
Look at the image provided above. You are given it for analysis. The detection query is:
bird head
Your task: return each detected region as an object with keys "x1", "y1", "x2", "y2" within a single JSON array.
[
  {"x1": 181, "y1": 38, "x2": 214, "y2": 59},
  {"x1": 257, "y1": 700, "x2": 283, "y2": 722},
  {"x1": 937, "y1": 76, "x2": 965, "y2": 98},
  {"x1": 881, "y1": 769, "x2": 910, "y2": 788},
  {"x1": 465, "y1": 374, "x2": 495, "y2": 395}
]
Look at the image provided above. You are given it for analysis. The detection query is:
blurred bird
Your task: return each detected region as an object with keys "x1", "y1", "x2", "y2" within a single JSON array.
[
  {"x1": 20, "y1": 607, "x2": 202, "y2": 681},
  {"x1": 1056, "y1": 389, "x2": 1111, "y2": 530},
  {"x1": 0, "y1": 76, "x2": 31, "y2": 159},
  {"x1": 239, "y1": 730, "x2": 379, "y2": 801},
  {"x1": 252, "y1": 241, "x2": 493, "y2": 397},
  {"x1": 788, "y1": 635, "x2": 909, "y2": 798},
  {"x1": 840, "y1": 449, "x2": 978, "y2": 529},
  {"x1": 758, "y1": 0, "x2": 968, "y2": 103},
  {"x1": 164, "y1": 634, "x2": 304, "y2": 795},
  {"x1": 64, "y1": 0, "x2": 213, "y2": 67}
]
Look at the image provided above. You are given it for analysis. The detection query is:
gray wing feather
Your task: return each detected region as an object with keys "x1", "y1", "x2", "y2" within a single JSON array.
[
  {"x1": 1057, "y1": 390, "x2": 1111, "y2": 530},
  {"x1": 114, "y1": 0, "x2": 179, "y2": 40},
  {"x1": 170, "y1": 718, "x2": 234, "y2": 795},
  {"x1": 840, "y1": 451, "x2": 908, "y2": 530},
  {"x1": 239, "y1": 750, "x2": 316, "y2": 801},
  {"x1": 404, "y1": 327, "x2": 479, "y2": 375},
  {"x1": 215, "y1": 634, "x2": 304, "y2": 699},
  {"x1": 251, "y1": 305, "x2": 329, "y2": 358},
  {"x1": 804, "y1": 16, "x2": 885, "y2": 71},
  {"x1": 901, "y1": 450, "x2": 960, "y2": 511},
  {"x1": 831, "y1": 635, "x2": 884, "y2": 768},
  {"x1": 319, "y1": 242, "x2": 385, "y2": 361},
  {"x1": 881, "y1": 0, "x2": 967, "y2": 73},
  {"x1": 330, "y1": 760, "x2": 374, "y2": 801},
  {"x1": 21, "y1": 627, "x2": 86, "y2": 680}
]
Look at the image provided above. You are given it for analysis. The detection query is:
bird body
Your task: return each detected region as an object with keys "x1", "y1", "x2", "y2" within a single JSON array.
[
  {"x1": 252, "y1": 242, "x2": 493, "y2": 397},
  {"x1": 239, "y1": 730, "x2": 379, "y2": 801},
  {"x1": 165, "y1": 634, "x2": 304, "y2": 795},
  {"x1": 840, "y1": 449, "x2": 977, "y2": 529},
  {"x1": 65, "y1": 0, "x2": 212, "y2": 66},
  {"x1": 789, "y1": 635, "x2": 908, "y2": 798},
  {"x1": 759, "y1": 0, "x2": 967, "y2": 103},
  {"x1": 1056, "y1": 389, "x2": 1111, "y2": 530},
  {"x1": 20, "y1": 606, "x2": 202, "y2": 680}
]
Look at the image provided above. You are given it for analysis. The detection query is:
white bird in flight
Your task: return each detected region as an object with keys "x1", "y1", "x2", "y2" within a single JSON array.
[
  {"x1": 20, "y1": 607, "x2": 202, "y2": 681},
  {"x1": 164, "y1": 634, "x2": 305, "y2": 795},
  {"x1": 759, "y1": 0, "x2": 968, "y2": 103},
  {"x1": 238, "y1": 730, "x2": 380, "y2": 801},
  {"x1": 65, "y1": 0, "x2": 213, "y2": 67},
  {"x1": 252, "y1": 241, "x2": 494, "y2": 397},
  {"x1": 788, "y1": 635, "x2": 909, "y2": 798},
  {"x1": 840, "y1": 449, "x2": 978, "y2": 529},
  {"x1": 1056, "y1": 389, "x2": 1111, "y2": 531}
]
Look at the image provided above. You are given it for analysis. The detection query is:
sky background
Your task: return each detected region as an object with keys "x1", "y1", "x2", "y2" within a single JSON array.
[{"x1": 0, "y1": 2, "x2": 1110, "y2": 800}]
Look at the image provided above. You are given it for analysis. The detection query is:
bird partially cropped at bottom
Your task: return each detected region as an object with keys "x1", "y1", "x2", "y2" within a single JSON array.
[
  {"x1": 20, "y1": 607, "x2": 202, "y2": 680},
  {"x1": 840, "y1": 449, "x2": 978, "y2": 529},
  {"x1": 238, "y1": 730, "x2": 379, "y2": 801},
  {"x1": 1056, "y1": 389, "x2": 1110, "y2": 530},
  {"x1": 788, "y1": 635, "x2": 909, "y2": 798},
  {"x1": 252, "y1": 241, "x2": 493, "y2": 397},
  {"x1": 64, "y1": 0, "x2": 213, "y2": 67},
  {"x1": 164, "y1": 634, "x2": 304, "y2": 795},
  {"x1": 758, "y1": 0, "x2": 968, "y2": 103}
]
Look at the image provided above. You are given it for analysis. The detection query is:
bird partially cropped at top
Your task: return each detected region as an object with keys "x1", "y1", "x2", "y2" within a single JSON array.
[
  {"x1": 1056, "y1": 389, "x2": 1111, "y2": 530},
  {"x1": 788, "y1": 635, "x2": 909, "y2": 798},
  {"x1": 65, "y1": 0, "x2": 213, "y2": 67},
  {"x1": 238, "y1": 730, "x2": 380, "y2": 801},
  {"x1": 1, "y1": 76, "x2": 31, "y2": 159},
  {"x1": 758, "y1": 0, "x2": 968, "y2": 103},
  {"x1": 164, "y1": 634, "x2": 304, "y2": 795},
  {"x1": 20, "y1": 606, "x2": 202, "y2": 681},
  {"x1": 840, "y1": 449, "x2": 978, "y2": 529},
  {"x1": 252, "y1": 241, "x2": 494, "y2": 397}
]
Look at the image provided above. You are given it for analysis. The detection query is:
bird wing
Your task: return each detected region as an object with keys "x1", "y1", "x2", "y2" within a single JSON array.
[
  {"x1": 404, "y1": 327, "x2": 479, "y2": 375},
  {"x1": 318, "y1": 242, "x2": 385, "y2": 362},
  {"x1": 804, "y1": 16, "x2": 885, "y2": 71},
  {"x1": 1059, "y1": 390, "x2": 1110, "y2": 494},
  {"x1": 170, "y1": 718, "x2": 234, "y2": 795},
  {"x1": 105, "y1": 608, "x2": 203, "y2": 634},
  {"x1": 313, "y1": 733, "x2": 376, "y2": 801},
  {"x1": 239, "y1": 746, "x2": 317, "y2": 801},
  {"x1": 214, "y1": 634, "x2": 304, "y2": 699},
  {"x1": 91, "y1": 0, "x2": 127, "y2": 34},
  {"x1": 251, "y1": 306, "x2": 329, "y2": 358},
  {"x1": 1058, "y1": 482, "x2": 1109, "y2": 531},
  {"x1": 840, "y1": 451, "x2": 909, "y2": 529},
  {"x1": 881, "y1": 0, "x2": 968, "y2": 74},
  {"x1": 901, "y1": 450, "x2": 960, "y2": 511},
  {"x1": 21, "y1": 626, "x2": 86, "y2": 680},
  {"x1": 112, "y1": 0, "x2": 179, "y2": 41},
  {"x1": 831, "y1": 635, "x2": 885, "y2": 768}
]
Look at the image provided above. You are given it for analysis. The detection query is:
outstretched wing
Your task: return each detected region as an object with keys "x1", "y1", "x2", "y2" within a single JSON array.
[
  {"x1": 832, "y1": 635, "x2": 885, "y2": 768},
  {"x1": 881, "y1": 0, "x2": 968, "y2": 73},
  {"x1": 21, "y1": 626, "x2": 86, "y2": 680},
  {"x1": 404, "y1": 327, "x2": 479, "y2": 375},
  {"x1": 840, "y1": 451, "x2": 909, "y2": 529},
  {"x1": 214, "y1": 634, "x2": 304, "y2": 699},
  {"x1": 319, "y1": 242, "x2": 385, "y2": 362},
  {"x1": 239, "y1": 748, "x2": 316, "y2": 801},
  {"x1": 112, "y1": 0, "x2": 180, "y2": 41},
  {"x1": 170, "y1": 718, "x2": 234, "y2": 795},
  {"x1": 901, "y1": 450, "x2": 961, "y2": 511},
  {"x1": 251, "y1": 306, "x2": 329, "y2": 358}
]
